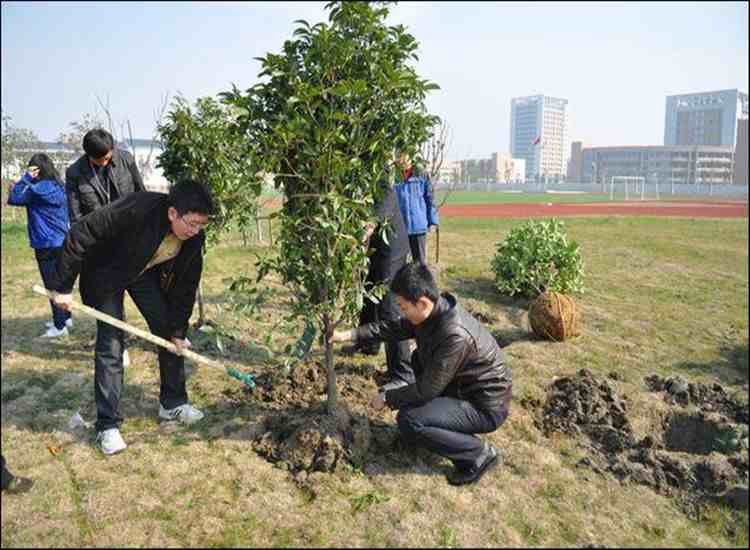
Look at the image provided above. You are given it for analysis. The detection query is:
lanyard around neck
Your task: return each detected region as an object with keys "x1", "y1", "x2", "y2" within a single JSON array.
[{"x1": 90, "y1": 161, "x2": 111, "y2": 204}]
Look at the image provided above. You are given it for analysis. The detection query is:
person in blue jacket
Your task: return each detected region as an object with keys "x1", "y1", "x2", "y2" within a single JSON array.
[
  {"x1": 394, "y1": 153, "x2": 439, "y2": 265},
  {"x1": 7, "y1": 153, "x2": 72, "y2": 338}
]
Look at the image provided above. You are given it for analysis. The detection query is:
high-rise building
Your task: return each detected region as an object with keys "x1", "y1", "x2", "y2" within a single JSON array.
[
  {"x1": 566, "y1": 141, "x2": 585, "y2": 182},
  {"x1": 664, "y1": 89, "x2": 748, "y2": 147},
  {"x1": 734, "y1": 118, "x2": 748, "y2": 185},
  {"x1": 510, "y1": 95, "x2": 569, "y2": 180}
]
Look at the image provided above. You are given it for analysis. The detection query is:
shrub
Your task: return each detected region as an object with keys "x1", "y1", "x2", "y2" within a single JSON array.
[{"x1": 491, "y1": 218, "x2": 584, "y2": 297}]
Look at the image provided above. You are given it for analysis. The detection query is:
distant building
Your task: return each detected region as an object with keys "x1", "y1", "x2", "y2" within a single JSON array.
[
  {"x1": 435, "y1": 159, "x2": 462, "y2": 185},
  {"x1": 510, "y1": 94, "x2": 569, "y2": 180},
  {"x1": 734, "y1": 118, "x2": 748, "y2": 185},
  {"x1": 582, "y1": 145, "x2": 734, "y2": 186},
  {"x1": 492, "y1": 153, "x2": 526, "y2": 183},
  {"x1": 455, "y1": 152, "x2": 526, "y2": 184},
  {"x1": 664, "y1": 89, "x2": 748, "y2": 147},
  {"x1": 511, "y1": 158, "x2": 526, "y2": 183},
  {"x1": 566, "y1": 141, "x2": 585, "y2": 182}
]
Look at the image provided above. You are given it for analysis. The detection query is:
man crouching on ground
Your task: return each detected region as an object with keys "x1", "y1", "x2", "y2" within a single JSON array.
[
  {"x1": 47, "y1": 178, "x2": 214, "y2": 455},
  {"x1": 330, "y1": 262, "x2": 512, "y2": 485}
]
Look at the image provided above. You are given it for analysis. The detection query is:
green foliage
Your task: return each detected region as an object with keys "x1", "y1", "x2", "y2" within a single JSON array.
[
  {"x1": 222, "y1": 1, "x2": 438, "y2": 325},
  {"x1": 157, "y1": 95, "x2": 263, "y2": 244},
  {"x1": 491, "y1": 218, "x2": 584, "y2": 297},
  {"x1": 220, "y1": 1, "x2": 439, "y2": 410}
]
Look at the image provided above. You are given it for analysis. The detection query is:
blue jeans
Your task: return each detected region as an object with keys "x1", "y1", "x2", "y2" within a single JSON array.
[
  {"x1": 397, "y1": 397, "x2": 509, "y2": 470},
  {"x1": 35, "y1": 247, "x2": 72, "y2": 330}
]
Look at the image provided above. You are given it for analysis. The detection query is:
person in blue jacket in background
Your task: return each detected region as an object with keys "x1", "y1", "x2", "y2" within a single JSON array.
[
  {"x1": 7, "y1": 153, "x2": 72, "y2": 338},
  {"x1": 394, "y1": 152, "x2": 439, "y2": 265}
]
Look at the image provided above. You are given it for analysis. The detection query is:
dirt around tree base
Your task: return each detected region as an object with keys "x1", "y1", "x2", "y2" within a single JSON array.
[
  {"x1": 221, "y1": 360, "x2": 444, "y2": 492},
  {"x1": 534, "y1": 369, "x2": 749, "y2": 513}
]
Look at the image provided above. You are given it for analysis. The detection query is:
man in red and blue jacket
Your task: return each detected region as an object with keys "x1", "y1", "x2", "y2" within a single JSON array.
[{"x1": 394, "y1": 153, "x2": 439, "y2": 265}]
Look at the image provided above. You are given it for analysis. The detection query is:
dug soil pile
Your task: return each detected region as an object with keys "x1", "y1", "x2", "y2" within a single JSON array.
[
  {"x1": 534, "y1": 369, "x2": 749, "y2": 513},
  {"x1": 221, "y1": 359, "x2": 441, "y2": 492}
]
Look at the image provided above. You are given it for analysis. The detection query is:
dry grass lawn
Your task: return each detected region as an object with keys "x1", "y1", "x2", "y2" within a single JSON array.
[{"x1": 2, "y1": 210, "x2": 748, "y2": 547}]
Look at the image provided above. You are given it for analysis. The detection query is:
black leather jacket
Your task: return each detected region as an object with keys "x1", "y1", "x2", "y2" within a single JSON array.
[
  {"x1": 50, "y1": 192, "x2": 204, "y2": 339},
  {"x1": 65, "y1": 149, "x2": 145, "y2": 223},
  {"x1": 355, "y1": 293, "x2": 512, "y2": 413}
]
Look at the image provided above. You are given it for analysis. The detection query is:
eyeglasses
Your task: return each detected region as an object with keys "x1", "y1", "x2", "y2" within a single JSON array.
[{"x1": 179, "y1": 216, "x2": 207, "y2": 232}]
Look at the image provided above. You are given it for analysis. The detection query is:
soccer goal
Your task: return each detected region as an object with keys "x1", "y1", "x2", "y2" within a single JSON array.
[{"x1": 610, "y1": 176, "x2": 650, "y2": 201}]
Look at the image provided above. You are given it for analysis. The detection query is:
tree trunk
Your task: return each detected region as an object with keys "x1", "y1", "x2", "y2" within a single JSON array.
[
  {"x1": 324, "y1": 316, "x2": 337, "y2": 415},
  {"x1": 197, "y1": 281, "x2": 205, "y2": 326},
  {"x1": 435, "y1": 225, "x2": 440, "y2": 264}
]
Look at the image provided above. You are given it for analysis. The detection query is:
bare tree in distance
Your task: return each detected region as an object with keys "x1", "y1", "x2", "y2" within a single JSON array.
[
  {"x1": 1, "y1": 111, "x2": 41, "y2": 221},
  {"x1": 57, "y1": 93, "x2": 171, "y2": 182},
  {"x1": 124, "y1": 92, "x2": 171, "y2": 180}
]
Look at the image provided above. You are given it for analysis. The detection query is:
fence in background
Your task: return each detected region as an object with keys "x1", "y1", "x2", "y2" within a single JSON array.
[{"x1": 434, "y1": 180, "x2": 749, "y2": 200}]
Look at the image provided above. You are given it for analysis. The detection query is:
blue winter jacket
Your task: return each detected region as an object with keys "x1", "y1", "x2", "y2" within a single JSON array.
[
  {"x1": 7, "y1": 173, "x2": 70, "y2": 249},
  {"x1": 395, "y1": 171, "x2": 439, "y2": 235}
]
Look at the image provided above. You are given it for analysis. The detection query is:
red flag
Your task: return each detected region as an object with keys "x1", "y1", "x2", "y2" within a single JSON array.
[{"x1": 532, "y1": 136, "x2": 541, "y2": 146}]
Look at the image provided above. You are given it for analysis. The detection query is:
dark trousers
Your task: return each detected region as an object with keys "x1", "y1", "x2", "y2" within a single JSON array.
[
  {"x1": 1, "y1": 455, "x2": 13, "y2": 490},
  {"x1": 358, "y1": 251, "x2": 414, "y2": 385},
  {"x1": 397, "y1": 397, "x2": 508, "y2": 470},
  {"x1": 35, "y1": 247, "x2": 72, "y2": 330},
  {"x1": 408, "y1": 233, "x2": 427, "y2": 264},
  {"x1": 93, "y1": 269, "x2": 187, "y2": 432}
]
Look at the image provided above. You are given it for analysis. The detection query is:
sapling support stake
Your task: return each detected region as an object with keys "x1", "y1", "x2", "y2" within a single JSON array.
[{"x1": 32, "y1": 285, "x2": 256, "y2": 388}]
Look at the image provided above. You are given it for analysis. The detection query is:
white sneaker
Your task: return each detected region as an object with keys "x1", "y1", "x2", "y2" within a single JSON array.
[
  {"x1": 40, "y1": 325, "x2": 68, "y2": 338},
  {"x1": 46, "y1": 319, "x2": 73, "y2": 329},
  {"x1": 159, "y1": 403, "x2": 205, "y2": 425},
  {"x1": 122, "y1": 349, "x2": 130, "y2": 367},
  {"x1": 96, "y1": 428, "x2": 127, "y2": 455}
]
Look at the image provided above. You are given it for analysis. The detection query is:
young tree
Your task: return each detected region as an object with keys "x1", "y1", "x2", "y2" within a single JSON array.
[
  {"x1": 222, "y1": 1, "x2": 439, "y2": 414},
  {"x1": 157, "y1": 94, "x2": 264, "y2": 325},
  {"x1": 157, "y1": 94, "x2": 263, "y2": 238}
]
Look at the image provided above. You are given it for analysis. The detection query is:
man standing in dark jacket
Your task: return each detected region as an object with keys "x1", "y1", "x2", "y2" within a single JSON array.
[
  {"x1": 48, "y1": 179, "x2": 214, "y2": 455},
  {"x1": 65, "y1": 128, "x2": 146, "y2": 223},
  {"x1": 65, "y1": 128, "x2": 146, "y2": 366},
  {"x1": 343, "y1": 177, "x2": 415, "y2": 391},
  {"x1": 331, "y1": 262, "x2": 512, "y2": 485}
]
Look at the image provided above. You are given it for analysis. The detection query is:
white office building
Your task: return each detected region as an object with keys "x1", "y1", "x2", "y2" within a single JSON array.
[
  {"x1": 510, "y1": 95, "x2": 569, "y2": 181},
  {"x1": 664, "y1": 89, "x2": 748, "y2": 148}
]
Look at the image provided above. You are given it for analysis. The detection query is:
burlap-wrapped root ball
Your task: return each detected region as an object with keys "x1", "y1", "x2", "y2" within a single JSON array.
[{"x1": 528, "y1": 291, "x2": 580, "y2": 341}]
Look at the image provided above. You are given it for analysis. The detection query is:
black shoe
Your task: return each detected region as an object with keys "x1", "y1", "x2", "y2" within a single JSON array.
[
  {"x1": 2, "y1": 476, "x2": 34, "y2": 494},
  {"x1": 447, "y1": 444, "x2": 499, "y2": 486},
  {"x1": 340, "y1": 344, "x2": 379, "y2": 357}
]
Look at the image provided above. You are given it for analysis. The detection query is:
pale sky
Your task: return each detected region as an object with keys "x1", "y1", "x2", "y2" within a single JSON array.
[{"x1": 2, "y1": 1, "x2": 748, "y2": 159}]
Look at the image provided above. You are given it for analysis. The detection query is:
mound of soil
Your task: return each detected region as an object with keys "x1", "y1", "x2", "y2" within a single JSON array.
[
  {"x1": 253, "y1": 400, "x2": 371, "y2": 480},
  {"x1": 537, "y1": 369, "x2": 749, "y2": 512},
  {"x1": 538, "y1": 369, "x2": 635, "y2": 453},
  {"x1": 221, "y1": 360, "x2": 432, "y2": 489}
]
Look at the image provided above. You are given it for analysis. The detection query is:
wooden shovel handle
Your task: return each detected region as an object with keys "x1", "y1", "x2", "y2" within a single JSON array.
[{"x1": 32, "y1": 284, "x2": 225, "y2": 371}]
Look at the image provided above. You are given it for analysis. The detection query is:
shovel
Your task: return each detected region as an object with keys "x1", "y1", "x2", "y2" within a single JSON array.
[{"x1": 32, "y1": 284, "x2": 256, "y2": 388}]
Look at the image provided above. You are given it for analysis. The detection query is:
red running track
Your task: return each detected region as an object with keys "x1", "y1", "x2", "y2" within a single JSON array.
[{"x1": 440, "y1": 201, "x2": 748, "y2": 219}]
